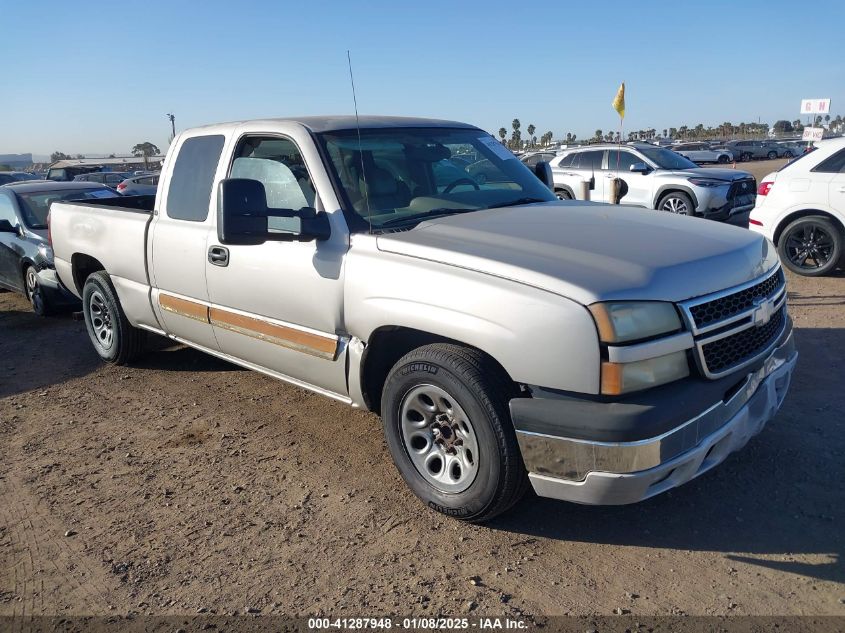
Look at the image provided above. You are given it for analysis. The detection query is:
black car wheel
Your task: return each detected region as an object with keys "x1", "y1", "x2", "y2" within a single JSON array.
[
  {"x1": 24, "y1": 265, "x2": 53, "y2": 317},
  {"x1": 767, "y1": 151, "x2": 778, "y2": 160},
  {"x1": 741, "y1": 152, "x2": 753, "y2": 161},
  {"x1": 778, "y1": 216, "x2": 843, "y2": 277},
  {"x1": 717, "y1": 154, "x2": 730, "y2": 164},
  {"x1": 555, "y1": 188, "x2": 573, "y2": 200},
  {"x1": 381, "y1": 343, "x2": 527, "y2": 522},
  {"x1": 82, "y1": 270, "x2": 146, "y2": 364},
  {"x1": 783, "y1": 150, "x2": 794, "y2": 158}
]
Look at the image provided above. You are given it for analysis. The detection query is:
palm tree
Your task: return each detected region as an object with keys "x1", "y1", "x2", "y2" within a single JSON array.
[
  {"x1": 527, "y1": 124, "x2": 536, "y2": 148},
  {"x1": 498, "y1": 127, "x2": 507, "y2": 142},
  {"x1": 594, "y1": 129, "x2": 603, "y2": 142}
]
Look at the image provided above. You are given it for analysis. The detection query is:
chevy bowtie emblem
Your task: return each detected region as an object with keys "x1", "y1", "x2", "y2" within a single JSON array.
[{"x1": 752, "y1": 297, "x2": 775, "y2": 327}]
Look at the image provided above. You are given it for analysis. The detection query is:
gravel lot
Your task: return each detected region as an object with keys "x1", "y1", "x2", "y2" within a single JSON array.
[{"x1": 1, "y1": 180, "x2": 843, "y2": 620}]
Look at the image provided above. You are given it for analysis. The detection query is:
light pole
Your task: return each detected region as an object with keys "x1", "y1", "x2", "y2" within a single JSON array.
[{"x1": 166, "y1": 113, "x2": 176, "y2": 141}]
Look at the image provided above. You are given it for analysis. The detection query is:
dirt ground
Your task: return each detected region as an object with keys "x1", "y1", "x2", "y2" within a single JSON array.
[{"x1": 1, "y1": 207, "x2": 843, "y2": 621}]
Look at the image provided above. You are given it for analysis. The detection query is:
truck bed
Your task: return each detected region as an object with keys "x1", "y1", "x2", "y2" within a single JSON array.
[{"x1": 50, "y1": 196, "x2": 157, "y2": 328}]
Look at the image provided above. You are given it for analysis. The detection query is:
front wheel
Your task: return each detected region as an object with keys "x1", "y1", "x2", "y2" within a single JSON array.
[
  {"x1": 658, "y1": 191, "x2": 695, "y2": 216},
  {"x1": 767, "y1": 151, "x2": 778, "y2": 160},
  {"x1": 381, "y1": 344, "x2": 527, "y2": 522},
  {"x1": 555, "y1": 188, "x2": 573, "y2": 200},
  {"x1": 777, "y1": 216, "x2": 843, "y2": 276},
  {"x1": 24, "y1": 265, "x2": 53, "y2": 316},
  {"x1": 717, "y1": 154, "x2": 730, "y2": 164},
  {"x1": 82, "y1": 270, "x2": 146, "y2": 364}
]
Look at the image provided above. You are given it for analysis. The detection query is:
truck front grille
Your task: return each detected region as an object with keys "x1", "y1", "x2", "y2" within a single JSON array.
[
  {"x1": 680, "y1": 266, "x2": 788, "y2": 378},
  {"x1": 689, "y1": 268, "x2": 785, "y2": 328},
  {"x1": 701, "y1": 306, "x2": 786, "y2": 374}
]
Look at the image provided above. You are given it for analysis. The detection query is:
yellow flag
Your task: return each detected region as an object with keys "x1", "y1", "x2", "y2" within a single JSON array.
[{"x1": 612, "y1": 82, "x2": 625, "y2": 119}]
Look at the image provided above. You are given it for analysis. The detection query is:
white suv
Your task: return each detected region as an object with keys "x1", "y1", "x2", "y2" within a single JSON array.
[{"x1": 749, "y1": 138, "x2": 845, "y2": 276}]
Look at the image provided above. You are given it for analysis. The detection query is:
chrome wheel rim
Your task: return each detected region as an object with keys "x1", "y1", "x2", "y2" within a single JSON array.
[
  {"x1": 89, "y1": 290, "x2": 114, "y2": 349},
  {"x1": 399, "y1": 384, "x2": 479, "y2": 493},
  {"x1": 662, "y1": 197, "x2": 688, "y2": 214},
  {"x1": 785, "y1": 224, "x2": 835, "y2": 269},
  {"x1": 25, "y1": 267, "x2": 37, "y2": 301}
]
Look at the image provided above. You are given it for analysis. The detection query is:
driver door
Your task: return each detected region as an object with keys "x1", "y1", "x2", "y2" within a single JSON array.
[{"x1": 205, "y1": 132, "x2": 350, "y2": 397}]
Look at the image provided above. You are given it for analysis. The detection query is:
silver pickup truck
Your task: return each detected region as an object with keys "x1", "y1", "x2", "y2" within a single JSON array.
[{"x1": 49, "y1": 116, "x2": 797, "y2": 522}]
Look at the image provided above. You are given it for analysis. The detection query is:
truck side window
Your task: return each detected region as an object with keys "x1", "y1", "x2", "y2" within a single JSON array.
[
  {"x1": 230, "y1": 136, "x2": 317, "y2": 233},
  {"x1": 166, "y1": 134, "x2": 225, "y2": 222}
]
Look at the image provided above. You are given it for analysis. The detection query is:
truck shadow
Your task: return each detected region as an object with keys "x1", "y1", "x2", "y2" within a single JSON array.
[
  {"x1": 492, "y1": 327, "x2": 845, "y2": 585},
  {"x1": 133, "y1": 335, "x2": 244, "y2": 373}
]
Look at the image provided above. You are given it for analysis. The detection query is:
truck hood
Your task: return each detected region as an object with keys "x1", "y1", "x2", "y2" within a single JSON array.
[
  {"x1": 376, "y1": 202, "x2": 778, "y2": 305},
  {"x1": 658, "y1": 168, "x2": 751, "y2": 181}
]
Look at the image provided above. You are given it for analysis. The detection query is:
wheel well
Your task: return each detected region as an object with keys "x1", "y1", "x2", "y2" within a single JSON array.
[
  {"x1": 773, "y1": 210, "x2": 845, "y2": 246},
  {"x1": 70, "y1": 253, "x2": 106, "y2": 295},
  {"x1": 360, "y1": 326, "x2": 514, "y2": 415},
  {"x1": 655, "y1": 187, "x2": 698, "y2": 210},
  {"x1": 554, "y1": 185, "x2": 574, "y2": 196}
]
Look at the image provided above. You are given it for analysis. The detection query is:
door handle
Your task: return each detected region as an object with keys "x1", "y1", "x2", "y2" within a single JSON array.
[{"x1": 208, "y1": 246, "x2": 229, "y2": 267}]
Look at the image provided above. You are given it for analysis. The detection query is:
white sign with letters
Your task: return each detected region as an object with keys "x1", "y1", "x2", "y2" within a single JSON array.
[
  {"x1": 802, "y1": 127, "x2": 824, "y2": 142},
  {"x1": 800, "y1": 98, "x2": 831, "y2": 115}
]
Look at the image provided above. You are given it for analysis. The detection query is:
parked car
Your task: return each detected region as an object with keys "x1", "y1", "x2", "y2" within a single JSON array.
[
  {"x1": 117, "y1": 173, "x2": 160, "y2": 195},
  {"x1": 550, "y1": 143, "x2": 756, "y2": 225},
  {"x1": 673, "y1": 143, "x2": 733, "y2": 164},
  {"x1": 0, "y1": 181, "x2": 120, "y2": 314},
  {"x1": 74, "y1": 171, "x2": 131, "y2": 189},
  {"x1": 520, "y1": 151, "x2": 557, "y2": 166},
  {"x1": 775, "y1": 141, "x2": 809, "y2": 158},
  {"x1": 724, "y1": 140, "x2": 775, "y2": 161},
  {"x1": 0, "y1": 171, "x2": 31, "y2": 185},
  {"x1": 749, "y1": 137, "x2": 845, "y2": 276},
  {"x1": 49, "y1": 116, "x2": 796, "y2": 522}
]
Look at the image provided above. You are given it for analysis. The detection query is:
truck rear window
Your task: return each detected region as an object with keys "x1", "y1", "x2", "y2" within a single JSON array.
[{"x1": 165, "y1": 134, "x2": 225, "y2": 222}]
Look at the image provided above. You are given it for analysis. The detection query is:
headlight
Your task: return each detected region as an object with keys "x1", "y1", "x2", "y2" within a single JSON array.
[
  {"x1": 601, "y1": 351, "x2": 690, "y2": 395},
  {"x1": 687, "y1": 177, "x2": 727, "y2": 188},
  {"x1": 588, "y1": 301, "x2": 682, "y2": 343},
  {"x1": 37, "y1": 243, "x2": 54, "y2": 264}
]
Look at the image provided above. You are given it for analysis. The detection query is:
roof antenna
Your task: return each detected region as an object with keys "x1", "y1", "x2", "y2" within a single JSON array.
[{"x1": 347, "y1": 50, "x2": 372, "y2": 233}]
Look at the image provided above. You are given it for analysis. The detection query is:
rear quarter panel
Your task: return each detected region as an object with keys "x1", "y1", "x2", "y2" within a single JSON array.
[{"x1": 51, "y1": 202, "x2": 156, "y2": 327}]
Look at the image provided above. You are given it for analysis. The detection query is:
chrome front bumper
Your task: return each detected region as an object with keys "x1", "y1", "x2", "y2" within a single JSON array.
[{"x1": 520, "y1": 332, "x2": 797, "y2": 505}]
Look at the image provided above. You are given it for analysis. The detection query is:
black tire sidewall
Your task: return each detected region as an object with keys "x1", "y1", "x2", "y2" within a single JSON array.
[
  {"x1": 24, "y1": 265, "x2": 48, "y2": 317},
  {"x1": 381, "y1": 356, "x2": 507, "y2": 520},
  {"x1": 82, "y1": 272, "x2": 123, "y2": 362},
  {"x1": 777, "y1": 217, "x2": 843, "y2": 276}
]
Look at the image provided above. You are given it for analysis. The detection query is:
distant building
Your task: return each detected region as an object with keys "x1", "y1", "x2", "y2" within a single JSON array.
[{"x1": 0, "y1": 153, "x2": 33, "y2": 168}]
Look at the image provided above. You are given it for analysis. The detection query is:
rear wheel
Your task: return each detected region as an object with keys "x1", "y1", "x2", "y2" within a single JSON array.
[
  {"x1": 767, "y1": 150, "x2": 778, "y2": 160},
  {"x1": 658, "y1": 191, "x2": 695, "y2": 216},
  {"x1": 381, "y1": 343, "x2": 527, "y2": 522},
  {"x1": 82, "y1": 270, "x2": 146, "y2": 364},
  {"x1": 783, "y1": 150, "x2": 794, "y2": 158},
  {"x1": 555, "y1": 188, "x2": 573, "y2": 200},
  {"x1": 741, "y1": 152, "x2": 753, "y2": 162},
  {"x1": 24, "y1": 265, "x2": 53, "y2": 316},
  {"x1": 777, "y1": 216, "x2": 843, "y2": 276}
]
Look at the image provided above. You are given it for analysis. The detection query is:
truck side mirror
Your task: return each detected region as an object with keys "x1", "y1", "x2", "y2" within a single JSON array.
[
  {"x1": 217, "y1": 177, "x2": 332, "y2": 245},
  {"x1": 629, "y1": 162, "x2": 650, "y2": 174},
  {"x1": 217, "y1": 178, "x2": 269, "y2": 245},
  {"x1": 533, "y1": 161, "x2": 554, "y2": 191}
]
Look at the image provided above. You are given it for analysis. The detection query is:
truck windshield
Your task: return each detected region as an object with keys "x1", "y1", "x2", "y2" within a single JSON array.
[
  {"x1": 16, "y1": 187, "x2": 119, "y2": 229},
  {"x1": 639, "y1": 147, "x2": 699, "y2": 170},
  {"x1": 318, "y1": 127, "x2": 556, "y2": 232}
]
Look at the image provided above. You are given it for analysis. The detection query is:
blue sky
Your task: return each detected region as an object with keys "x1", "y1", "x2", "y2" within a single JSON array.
[{"x1": 2, "y1": 0, "x2": 843, "y2": 156}]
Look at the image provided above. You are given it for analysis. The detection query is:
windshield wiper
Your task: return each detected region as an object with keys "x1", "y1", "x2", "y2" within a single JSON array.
[
  {"x1": 493, "y1": 197, "x2": 547, "y2": 209},
  {"x1": 377, "y1": 207, "x2": 480, "y2": 229}
]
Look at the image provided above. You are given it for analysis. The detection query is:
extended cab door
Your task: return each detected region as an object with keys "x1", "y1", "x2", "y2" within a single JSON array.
[
  {"x1": 204, "y1": 126, "x2": 350, "y2": 398},
  {"x1": 149, "y1": 132, "x2": 228, "y2": 351}
]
